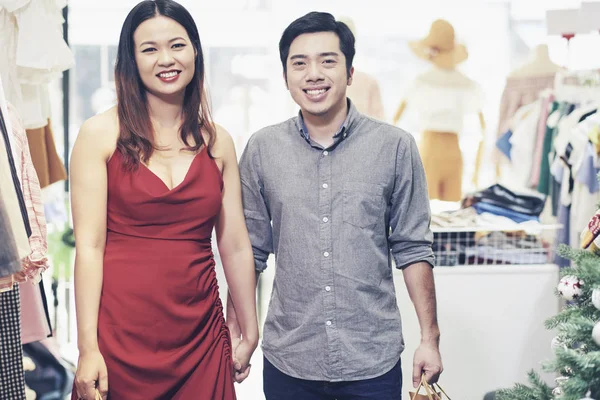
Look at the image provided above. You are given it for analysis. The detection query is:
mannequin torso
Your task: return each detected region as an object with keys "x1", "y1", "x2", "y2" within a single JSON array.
[{"x1": 508, "y1": 45, "x2": 562, "y2": 78}]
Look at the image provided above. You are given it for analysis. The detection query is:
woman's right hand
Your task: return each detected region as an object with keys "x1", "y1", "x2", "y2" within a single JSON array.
[{"x1": 75, "y1": 349, "x2": 108, "y2": 400}]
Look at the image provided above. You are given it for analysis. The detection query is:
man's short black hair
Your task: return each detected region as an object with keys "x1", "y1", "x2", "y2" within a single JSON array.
[{"x1": 279, "y1": 11, "x2": 355, "y2": 78}]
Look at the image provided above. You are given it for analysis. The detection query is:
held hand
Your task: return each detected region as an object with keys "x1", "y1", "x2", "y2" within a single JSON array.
[
  {"x1": 75, "y1": 349, "x2": 108, "y2": 399},
  {"x1": 412, "y1": 343, "x2": 443, "y2": 388},
  {"x1": 227, "y1": 320, "x2": 246, "y2": 382},
  {"x1": 233, "y1": 338, "x2": 257, "y2": 383},
  {"x1": 229, "y1": 334, "x2": 247, "y2": 383}
]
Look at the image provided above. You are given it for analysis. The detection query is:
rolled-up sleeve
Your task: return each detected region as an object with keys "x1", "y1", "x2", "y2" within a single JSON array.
[
  {"x1": 388, "y1": 134, "x2": 435, "y2": 269},
  {"x1": 239, "y1": 135, "x2": 273, "y2": 273}
]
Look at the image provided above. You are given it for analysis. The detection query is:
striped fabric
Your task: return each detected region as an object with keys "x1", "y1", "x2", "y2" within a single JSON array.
[{"x1": 0, "y1": 104, "x2": 49, "y2": 293}]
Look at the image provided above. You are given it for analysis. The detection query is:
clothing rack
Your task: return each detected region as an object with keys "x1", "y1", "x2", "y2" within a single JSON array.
[{"x1": 554, "y1": 69, "x2": 600, "y2": 104}]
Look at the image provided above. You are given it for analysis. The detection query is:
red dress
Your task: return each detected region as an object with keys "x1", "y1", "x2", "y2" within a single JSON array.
[{"x1": 72, "y1": 148, "x2": 235, "y2": 400}]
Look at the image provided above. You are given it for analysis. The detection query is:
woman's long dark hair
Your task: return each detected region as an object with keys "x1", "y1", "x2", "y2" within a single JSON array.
[{"x1": 114, "y1": 0, "x2": 215, "y2": 168}]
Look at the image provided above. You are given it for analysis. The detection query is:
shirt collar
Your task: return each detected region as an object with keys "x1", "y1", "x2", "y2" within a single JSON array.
[{"x1": 295, "y1": 98, "x2": 362, "y2": 143}]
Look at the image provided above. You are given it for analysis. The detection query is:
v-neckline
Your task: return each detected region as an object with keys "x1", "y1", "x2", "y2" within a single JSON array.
[{"x1": 140, "y1": 147, "x2": 205, "y2": 193}]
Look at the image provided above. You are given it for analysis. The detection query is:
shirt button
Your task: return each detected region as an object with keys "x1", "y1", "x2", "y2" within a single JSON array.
[
  {"x1": 323, "y1": 151, "x2": 329, "y2": 156},
  {"x1": 325, "y1": 286, "x2": 331, "y2": 292},
  {"x1": 322, "y1": 217, "x2": 329, "y2": 223},
  {"x1": 326, "y1": 321, "x2": 332, "y2": 326},
  {"x1": 322, "y1": 183, "x2": 328, "y2": 189},
  {"x1": 324, "y1": 252, "x2": 330, "y2": 257}
]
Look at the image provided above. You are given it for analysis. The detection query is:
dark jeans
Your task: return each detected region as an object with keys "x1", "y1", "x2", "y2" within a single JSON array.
[{"x1": 263, "y1": 357, "x2": 402, "y2": 400}]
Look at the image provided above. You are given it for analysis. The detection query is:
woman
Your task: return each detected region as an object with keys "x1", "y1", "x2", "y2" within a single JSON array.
[{"x1": 70, "y1": 1, "x2": 258, "y2": 399}]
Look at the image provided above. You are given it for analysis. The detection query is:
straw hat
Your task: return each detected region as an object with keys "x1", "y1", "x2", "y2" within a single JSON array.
[{"x1": 409, "y1": 19, "x2": 468, "y2": 69}]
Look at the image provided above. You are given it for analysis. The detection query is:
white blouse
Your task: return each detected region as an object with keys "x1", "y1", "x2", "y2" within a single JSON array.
[
  {"x1": 0, "y1": 0, "x2": 73, "y2": 129},
  {"x1": 404, "y1": 67, "x2": 482, "y2": 134}
]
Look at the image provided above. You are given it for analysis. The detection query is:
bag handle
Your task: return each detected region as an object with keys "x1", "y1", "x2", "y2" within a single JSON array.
[
  {"x1": 419, "y1": 374, "x2": 447, "y2": 400},
  {"x1": 423, "y1": 379, "x2": 437, "y2": 400},
  {"x1": 418, "y1": 374, "x2": 439, "y2": 400},
  {"x1": 411, "y1": 375, "x2": 432, "y2": 400},
  {"x1": 432, "y1": 382, "x2": 451, "y2": 400}
]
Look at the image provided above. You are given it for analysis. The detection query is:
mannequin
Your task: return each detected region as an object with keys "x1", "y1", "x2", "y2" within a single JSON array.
[
  {"x1": 495, "y1": 44, "x2": 560, "y2": 179},
  {"x1": 338, "y1": 16, "x2": 385, "y2": 120},
  {"x1": 508, "y1": 44, "x2": 562, "y2": 78},
  {"x1": 392, "y1": 19, "x2": 486, "y2": 202}
]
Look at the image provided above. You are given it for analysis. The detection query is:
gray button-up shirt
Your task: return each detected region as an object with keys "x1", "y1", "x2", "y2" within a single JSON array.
[{"x1": 239, "y1": 100, "x2": 434, "y2": 382}]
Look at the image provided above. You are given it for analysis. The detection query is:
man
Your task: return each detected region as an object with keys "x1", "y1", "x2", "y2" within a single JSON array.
[{"x1": 227, "y1": 11, "x2": 442, "y2": 399}]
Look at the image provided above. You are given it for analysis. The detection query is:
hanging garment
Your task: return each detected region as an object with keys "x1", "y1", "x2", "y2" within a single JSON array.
[
  {"x1": 419, "y1": 130, "x2": 463, "y2": 202},
  {"x1": 0, "y1": 193, "x2": 21, "y2": 278},
  {"x1": 0, "y1": 106, "x2": 30, "y2": 236},
  {"x1": 0, "y1": 104, "x2": 50, "y2": 292},
  {"x1": 19, "y1": 83, "x2": 51, "y2": 131},
  {"x1": 1, "y1": 0, "x2": 73, "y2": 129},
  {"x1": 0, "y1": 285, "x2": 27, "y2": 400},
  {"x1": 0, "y1": 108, "x2": 30, "y2": 269},
  {"x1": 14, "y1": 0, "x2": 73, "y2": 85},
  {"x1": 0, "y1": 71, "x2": 17, "y2": 176},
  {"x1": 529, "y1": 92, "x2": 555, "y2": 188},
  {"x1": 503, "y1": 101, "x2": 542, "y2": 190},
  {"x1": 496, "y1": 74, "x2": 555, "y2": 138},
  {"x1": 555, "y1": 113, "x2": 600, "y2": 250},
  {"x1": 538, "y1": 102, "x2": 575, "y2": 196},
  {"x1": 0, "y1": 2, "x2": 23, "y2": 126},
  {"x1": 571, "y1": 142, "x2": 600, "y2": 249},
  {"x1": 495, "y1": 75, "x2": 555, "y2": 167},
  {"x1": 25, "y1": 120, "x2": 67, "y2": 188},
  {"x1": 19, "y1": 281, "x2": 51, "y2": 344},
  {"x1": 549, "y1": 106, "x2": 599, "y2": 267}
]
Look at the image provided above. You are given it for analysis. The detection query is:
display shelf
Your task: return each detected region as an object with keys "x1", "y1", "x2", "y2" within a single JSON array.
[
  {"x1": 432, "y1": 223, "x2": 561, "y2": 267},
  {"x1": 432, "y1": 223, "x2": 562, "y2": 233}
]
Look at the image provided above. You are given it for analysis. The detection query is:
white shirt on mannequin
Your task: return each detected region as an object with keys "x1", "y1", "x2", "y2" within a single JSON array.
[{"x1": 404, "y1": 66, "x2": 482, "y2": 134}]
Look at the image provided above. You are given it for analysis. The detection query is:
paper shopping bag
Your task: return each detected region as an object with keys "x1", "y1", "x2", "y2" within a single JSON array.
[{"x1": 409, "y1": 374, "x2": 452, "y2": 400}]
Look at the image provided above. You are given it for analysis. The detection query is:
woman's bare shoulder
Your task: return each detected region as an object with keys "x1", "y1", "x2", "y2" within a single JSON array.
[
  {"x1": 75, "y1": 106, "x2": 120, "y2": 161},
  {"x1": 208, "y1": 123, "x2": 235, "y2": 159}
]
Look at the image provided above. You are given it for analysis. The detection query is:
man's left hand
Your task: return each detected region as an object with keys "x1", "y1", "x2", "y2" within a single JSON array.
[
  {"x1": 227, "y1": 320, "x2": 251, "y2": 383},
  {"x1": 412, "y1": 343, "x2": 443, "y2": 388}
]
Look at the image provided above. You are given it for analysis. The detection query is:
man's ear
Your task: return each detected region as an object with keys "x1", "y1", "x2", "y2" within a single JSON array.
[{"x1": 347, "y1": 66, "x2": 355, "y2": 86}]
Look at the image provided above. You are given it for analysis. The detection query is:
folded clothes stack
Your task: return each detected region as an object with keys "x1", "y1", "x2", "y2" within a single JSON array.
[
  {"x1": 463, "y1": 184, "x2": 546, "y2": 223},
  {"x1": 429, "y1": 185, "x2": 551, "y2": 266}
]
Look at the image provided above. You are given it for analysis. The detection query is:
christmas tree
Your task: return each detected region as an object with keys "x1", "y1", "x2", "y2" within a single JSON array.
[{"x1": 497, "y1": 215, "x2": 600, "y2": 400}]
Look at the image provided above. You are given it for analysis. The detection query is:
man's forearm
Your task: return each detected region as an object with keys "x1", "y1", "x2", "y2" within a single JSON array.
[{"x1": 402, "y1": 261, "x2": 440, "y2": 345}]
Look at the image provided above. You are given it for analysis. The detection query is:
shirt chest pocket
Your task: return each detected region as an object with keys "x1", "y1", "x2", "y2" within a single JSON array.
[{"x1": 342, "y1": 181, "x2": 385, "y2": 229}]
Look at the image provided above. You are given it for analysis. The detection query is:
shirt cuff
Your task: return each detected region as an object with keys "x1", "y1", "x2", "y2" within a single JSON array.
[
  {"x1": 392, "y1": 247, "x2": 435, "y2": 269},
  {"x1": 254, "y1": 258, "x2": 268, "y2": 273}
]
